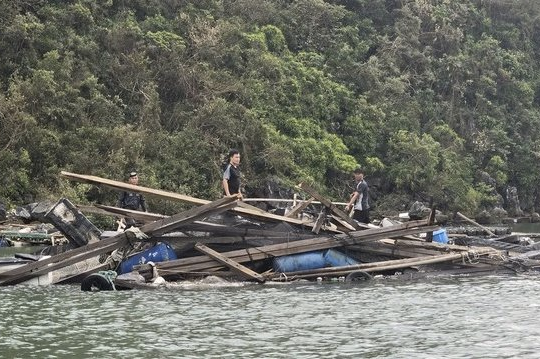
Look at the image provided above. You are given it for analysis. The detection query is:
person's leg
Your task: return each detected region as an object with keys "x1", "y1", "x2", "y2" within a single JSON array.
[
  {"x1": 359, "y1": 210, "x2": 370, "y2": 224},
  {"x1": 352, "y1": 210, "x2": 363, "y2": 222}
]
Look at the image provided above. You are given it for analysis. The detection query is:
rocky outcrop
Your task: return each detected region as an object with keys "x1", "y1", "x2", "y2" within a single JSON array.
[
  {"x1": 505, "y1": 186, "x2": 524, "y2": 217},
  {"x1": 14, "y1": 201, "x2": 55, "y2": 223}
]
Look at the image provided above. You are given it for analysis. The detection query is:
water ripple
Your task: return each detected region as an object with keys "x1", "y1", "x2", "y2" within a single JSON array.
[{"x1": 1, "y1": 275, "x2": 540, "y2": 358}]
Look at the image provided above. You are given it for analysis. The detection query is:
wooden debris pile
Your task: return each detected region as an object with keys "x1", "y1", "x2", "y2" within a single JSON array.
[{"x1": 0, "y1": 171, "x2": 538, "y2": 288}]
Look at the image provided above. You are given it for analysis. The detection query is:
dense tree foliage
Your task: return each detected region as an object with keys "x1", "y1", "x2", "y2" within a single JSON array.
[{"x1": 2, "y1": 0, "x2": 540, "y2": 217}]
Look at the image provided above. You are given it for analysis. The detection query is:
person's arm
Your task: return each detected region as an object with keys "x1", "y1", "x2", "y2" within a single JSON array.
[
  {"x1": 117, "y1": 191, "x2": 125, "y2": 208},
  {"x1": 222, "y1": 164, "x2": 231, "y2": 196},
  {"x1": 345, "y1": 192, "x2": 359, "y2": 211},
  {"x1": 140, "y1": 194, "x2": 147, "y2": 212},
  {"x1": 222, "y1": 178, "x2": 231, "y2": 196}
]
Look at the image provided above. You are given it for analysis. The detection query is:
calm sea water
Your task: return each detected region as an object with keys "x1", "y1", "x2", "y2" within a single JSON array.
[
  {"x1": 511, "y1": 222, "x2": 540, "y2": 234},
  {"x1": 1, "y1": 274, "x2": 540, "y2": 359}
]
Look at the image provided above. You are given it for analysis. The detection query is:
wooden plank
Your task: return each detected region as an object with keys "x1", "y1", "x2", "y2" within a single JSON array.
[
  {"x1": 298, "y1": 182, "x2": 364, "y2": 230},
  {"x1": 93, "y1": 204, "x2": 167, "y2": 221},
  {"x1": 178, "y1": 223, "x2": 314, "y2": 238},
  {"x1": 194, "y1": 243, "x2": 265, "y2": 283},
  {"x1": 76, "y1": 204, "x2": 121, "y2": 217},
  {"x1": 349, "y1": 242, "x2": 444, "y2": 258},
  {"x1": 380, "y1": 238, "x2": 473, "y2": 252},
  {"x1": 242, "y1": 198, "x2": 347, "y2": 206},
  {"x1": 425, "y1": 204, "x2": 436, "y2": 242},
  {"x1": 60, "y1": 171, "x2": 314, "y2": 227},
  {"x1": 329, "y1": 215, "x2": 356, "y2": 232},
  {"x1": 286, "y1": 197, "x2": 314, "y2": 218},
  {"x1": 0, "y1": 196, "x2": 239, "y2": 286},
  {"x1": 158, "y1": 235, "x2": 303, "y2": 245},
  {"x1": 0, "y1": 235, "x2": 127, "y2": 285}
]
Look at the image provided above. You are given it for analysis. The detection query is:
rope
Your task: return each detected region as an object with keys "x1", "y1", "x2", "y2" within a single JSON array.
[
  {"x1": 461, "y1": 251, "x2": 480, "y2": 264},
  {"x1": 244, "y1": 247, "x2": 254, "y2": 262}
]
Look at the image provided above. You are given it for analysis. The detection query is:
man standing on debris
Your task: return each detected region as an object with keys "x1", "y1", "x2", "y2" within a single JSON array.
[
  {"x1": 222, "y1": 149, "x2": 243, "y2": 199},
  {"x1": 117, "y1": 171, "x2": 147, "y2": 228},
  {"x1": 344, "y1": 167, "x2": 370, "y2": 224}
]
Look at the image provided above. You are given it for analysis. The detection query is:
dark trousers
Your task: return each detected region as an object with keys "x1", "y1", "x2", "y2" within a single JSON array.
[{"x1": 353, "y1": 209, "x2": 370, "y2": 224}]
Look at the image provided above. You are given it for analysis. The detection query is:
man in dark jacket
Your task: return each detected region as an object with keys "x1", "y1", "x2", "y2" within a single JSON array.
[{"x1": 117, "y1": 171, "x2": 147, "y2": 228}]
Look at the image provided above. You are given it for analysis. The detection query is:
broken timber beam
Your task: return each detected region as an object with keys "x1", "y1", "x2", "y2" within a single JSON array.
[
  {"x1": 60, "y1": 171, "x2": 314, "y2": 228},
  {"x1": 298, "y1": 182, "x2": 365, "y2": 230},
  {"x1": 286, "y1": 197, "x2": 315, "y2": 218},
  {"x1": 456, "y1": 211, "x2": 497, "y2": 237},
  {"x1": 93, "y1": 204, "x2": 167, "y2": 221},
  {"x1": 194, "y1": 243, "x2": 265, "y2": 283},
  {"x1": 349, "y1": 242, "x2": 445, "y2": 258},
  {"x1": 329, "y1": 215, "x2": 357, "y2": 232},
  {"x1": 312, "y1": 208, "x2": 327, "y2": 234}
]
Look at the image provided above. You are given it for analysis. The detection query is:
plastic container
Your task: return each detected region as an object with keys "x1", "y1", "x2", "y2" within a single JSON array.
[
  {"x1": 118, "y1": 242, "x2": 177, "y2": 274},
  {"x1": 273, "y1": 249, "x2": 358, "y2": 272},
  {"x1": 432, "y1": 229, "x2": 449, "y2": 244},
  {"x1": 44, "y1": 198, "x2": 102, "y2": 247}
]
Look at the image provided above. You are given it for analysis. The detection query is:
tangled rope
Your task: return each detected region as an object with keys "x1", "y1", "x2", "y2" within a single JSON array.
[{"x1": 461, "y1": 250, "x2": 480, "y2": 264}]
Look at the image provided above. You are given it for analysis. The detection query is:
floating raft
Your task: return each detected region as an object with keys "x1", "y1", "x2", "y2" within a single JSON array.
[{"x1": 1, "y1": 171, "x2": 539, "y2": 289}]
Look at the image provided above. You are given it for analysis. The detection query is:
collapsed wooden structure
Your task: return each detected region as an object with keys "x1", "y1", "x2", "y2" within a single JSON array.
[{"x1": 1, "y1": 171, "x2": 539, "y2": 289}]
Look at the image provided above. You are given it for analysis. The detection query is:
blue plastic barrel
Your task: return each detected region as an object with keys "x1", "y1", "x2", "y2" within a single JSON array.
[
  {"x1": 323, "y1": 249, "x2": 359, "y2": 267},
  {"x1": 273, "y1": 249, "x2": 358, "y2": 272},
  {"x1": 432, "y1": 229, "x2": 449, "y2": 244},
  {"x1": 118, "y1": 242, "x2": 177, "y2": 274}
]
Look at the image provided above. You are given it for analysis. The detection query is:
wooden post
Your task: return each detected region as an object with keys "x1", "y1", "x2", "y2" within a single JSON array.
[
  {"x1": 312, "y1": 208, "x2": 326, "y2": 234},
  {"x1": 426, "y1": 200, "x2": 436, "y2": 242},
  {"x1": 456, "y1": 212, "x2": 496, "y2": 237}
]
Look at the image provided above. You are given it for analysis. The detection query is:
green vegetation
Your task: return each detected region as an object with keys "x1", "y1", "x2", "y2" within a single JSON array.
[{"x1": 2, "y1": 0, "x2": 540, "y2": 216}]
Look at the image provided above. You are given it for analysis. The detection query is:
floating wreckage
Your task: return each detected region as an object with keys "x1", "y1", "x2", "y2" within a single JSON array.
[{"x1": 0, "y1": 171, "x2": 539, "y2": 290}]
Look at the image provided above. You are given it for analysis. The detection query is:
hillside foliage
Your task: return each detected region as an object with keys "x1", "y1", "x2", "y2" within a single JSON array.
[{"x1": 2, "y1": 0, "x2": 540, "y2": 217}]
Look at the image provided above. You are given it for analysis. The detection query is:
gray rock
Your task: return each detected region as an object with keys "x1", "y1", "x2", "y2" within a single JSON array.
[
  {"x1": 408, "y1": 201, "x2": 431, "y2": 220},
  {"x1": 14, "y1": 201, "x2": 55, "y2": 222}
]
